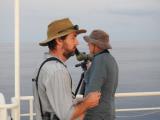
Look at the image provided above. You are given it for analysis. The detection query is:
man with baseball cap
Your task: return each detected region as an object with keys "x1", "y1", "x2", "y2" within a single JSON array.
[
  {"x1": 83, "y1": 29, "x2": 119, "y2": 120},
  {"x1": 32, "y1": 18, "x2": 101, "y2": 120}
]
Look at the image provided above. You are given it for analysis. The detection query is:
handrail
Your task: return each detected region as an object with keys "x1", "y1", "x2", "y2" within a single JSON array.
[
  {"x1": 116, "y1": 107, "x2": 160, "y2": 112},
  {"x1": 116, "y1": 91, "x2": 160, "y2": 97},
  {"x1": 0, "y1": 103, "x2": 18, "y2": 109},
  {"x1": 20, "y1": 96, "x2": 34, "y2": 100},
  {"x1": 0, "y1": 91, "x2": 160, "y2": 120}
]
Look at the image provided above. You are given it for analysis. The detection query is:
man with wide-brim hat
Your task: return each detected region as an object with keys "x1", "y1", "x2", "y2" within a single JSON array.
[
  {"x1": 83, "y1": 29, "x2": 119, "y2": 120},
  {"x1": 33, "y1": 18, "x2": 101, "y2": 120}
]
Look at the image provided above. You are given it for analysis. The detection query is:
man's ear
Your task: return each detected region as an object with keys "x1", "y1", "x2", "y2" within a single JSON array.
[{"x1": 55, "y1": 38, "x2": 63, "y2": 45}]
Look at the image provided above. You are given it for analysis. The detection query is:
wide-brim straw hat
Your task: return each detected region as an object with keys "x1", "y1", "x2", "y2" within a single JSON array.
[
  {"x1": 39, "y1": 18, "x2": 86, "y2": 46},
  {"x1": 83, "y1": 29, "x2": 112, "y2": 49}
]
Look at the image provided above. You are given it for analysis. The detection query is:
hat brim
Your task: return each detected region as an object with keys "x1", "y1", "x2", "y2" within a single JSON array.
[
  {"x1": 83, "y1": 36, "x2": 112, "y2": 49},
  {"x1": 39, "y1": 29, "x2": 86, "y2": 46}
]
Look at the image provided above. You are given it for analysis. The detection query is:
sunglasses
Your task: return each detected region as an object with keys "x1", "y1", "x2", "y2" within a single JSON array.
[{"x1": 58, "y1": 25, "x2": 79, "y2": 33}]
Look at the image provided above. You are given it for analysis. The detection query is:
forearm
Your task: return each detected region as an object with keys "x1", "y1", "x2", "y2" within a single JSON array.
[
  {"x1": 70, "y1": 91, "x2": 100, "y2": 120},
  {"x1": 70, "y1": 101, "x2": 88, "y2": 120}
]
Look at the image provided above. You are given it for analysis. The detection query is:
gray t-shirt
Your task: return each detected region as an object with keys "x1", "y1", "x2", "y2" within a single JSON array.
[{"x1": 84, "y1": 50, "x2": 118, "y2": 120}]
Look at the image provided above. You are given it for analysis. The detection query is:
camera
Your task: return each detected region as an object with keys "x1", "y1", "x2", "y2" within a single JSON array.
[{"x1": 75, "y1": 48, "x2": 92, "y2": 61}]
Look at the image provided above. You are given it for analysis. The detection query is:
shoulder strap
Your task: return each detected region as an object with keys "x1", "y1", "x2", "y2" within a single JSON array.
[
  {"x1": 34, "y1": 57, "x2": 65, "y2": 117},
  {"x1": 36, "y1": 57, "x2": 65, "y2": 83}
]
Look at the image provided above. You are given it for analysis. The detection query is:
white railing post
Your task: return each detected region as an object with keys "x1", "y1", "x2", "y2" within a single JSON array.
[
  {"x1": 0, "y1": 93, "x2": 7, "y2": 120},
  {"x1": 29, "y1": 98, "x2": 34, "y2": 120},
  {"x1": 11, "y1": 98, "x2": 18, "y2": 120},
  {"x1": 14, "y1": 0, "x2": 20, "y2": 120}
]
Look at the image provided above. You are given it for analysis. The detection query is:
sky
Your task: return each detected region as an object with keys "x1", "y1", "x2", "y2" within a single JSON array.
[{"x1": 0, "y1": 0, "x2": 160, "y2": 43}]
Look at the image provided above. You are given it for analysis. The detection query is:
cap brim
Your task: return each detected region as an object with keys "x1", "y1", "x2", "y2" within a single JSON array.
[
  {"x1": 83, "y1": 36, "x2": 96, "y2": 43},
  {"x1": 76, "y1": 29, "x2": 87, "y2": 34},
  {"x1": 39, "y1": 29, "x2": 87, "y2": 46}
]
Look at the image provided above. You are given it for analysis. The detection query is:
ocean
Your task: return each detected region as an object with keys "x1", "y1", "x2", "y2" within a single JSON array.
[{"x1": 0, "y1": 40, "x2": 160, "y2": 120}]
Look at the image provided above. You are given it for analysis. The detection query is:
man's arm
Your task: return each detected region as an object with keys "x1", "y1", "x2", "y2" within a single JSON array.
[{"x1": 70, "y1": 91, "x2": 101, "y2": 120}]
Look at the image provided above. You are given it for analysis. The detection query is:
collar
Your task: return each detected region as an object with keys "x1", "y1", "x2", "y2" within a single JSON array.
[
  {"x1": 44, "y1": 52, "x2": 67, "y2": 66},
  {"x1": 94, "y1": 49, "x2": 109, "y2": 57}
]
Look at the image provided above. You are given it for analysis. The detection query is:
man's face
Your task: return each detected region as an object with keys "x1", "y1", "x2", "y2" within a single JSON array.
[
  {"x1": 88, "y1": 42, "x2": 95, "y2": 54},
  {"x1": 62, "y1": 32, "x2": 79, "y2": 59}
]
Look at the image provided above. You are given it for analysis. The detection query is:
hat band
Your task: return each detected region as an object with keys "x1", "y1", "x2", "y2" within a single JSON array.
[{"x1": 58, "y1": 25, "x2": 79, "y2": 34}]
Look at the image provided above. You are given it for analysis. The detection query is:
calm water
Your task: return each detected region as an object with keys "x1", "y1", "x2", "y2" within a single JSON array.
[{"x1": 0, "y1": 41, "x2": 160, "y2": 120}]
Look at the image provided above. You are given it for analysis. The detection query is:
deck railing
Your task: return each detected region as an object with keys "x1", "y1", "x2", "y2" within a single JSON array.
[
  {"x1": 0, "y1": 91, "x2": 160, "y2": 120},
  {"x1": 115, "y1": 92, "x2": 160, "y2": 113}
]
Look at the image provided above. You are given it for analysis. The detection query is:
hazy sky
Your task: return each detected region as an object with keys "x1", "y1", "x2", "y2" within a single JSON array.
[{"x1": 0, "y1": 0, "x2": 160, "y2": 43}]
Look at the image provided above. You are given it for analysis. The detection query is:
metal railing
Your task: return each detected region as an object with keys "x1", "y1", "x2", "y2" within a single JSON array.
[
  {"x1": 0, "y1": 91, "x2": 160, "y2": 120},
  {"x1": 20, "y1": 96, "x2": 35, "y2": 120},
  {"x1": 115, "y1": 92, "x2": 160, "y2": 112}
]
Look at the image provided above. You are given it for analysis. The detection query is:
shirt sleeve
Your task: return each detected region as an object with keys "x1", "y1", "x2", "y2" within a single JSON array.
[
  {"x1": 44, "y1": 67, "x2": 74, "y2": 120},
  {"x1": 85, "y1": 56, "x2": 107, "y2": 94}
]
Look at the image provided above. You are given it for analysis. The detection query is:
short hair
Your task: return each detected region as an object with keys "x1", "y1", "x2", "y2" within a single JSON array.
[{"x1": 47, "y1": 35, "x2": 68, "y2": 50}]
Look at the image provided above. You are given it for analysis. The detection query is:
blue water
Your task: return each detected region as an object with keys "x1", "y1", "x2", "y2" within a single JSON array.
[{"x1": 0, "y1": 41, "x2": 160, "y2": 120}]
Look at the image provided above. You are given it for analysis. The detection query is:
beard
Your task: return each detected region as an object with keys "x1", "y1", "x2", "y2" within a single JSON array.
[
  {"x1": 63, "y1": 51, "x2": 74, "y2": 59},
  {"x1": 62, "y1": 47, "x2": 76, "y2": 59}
]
